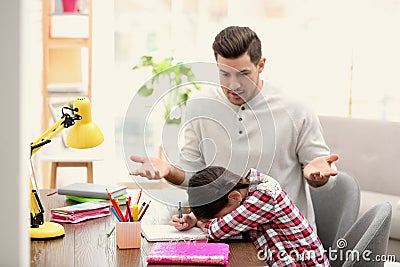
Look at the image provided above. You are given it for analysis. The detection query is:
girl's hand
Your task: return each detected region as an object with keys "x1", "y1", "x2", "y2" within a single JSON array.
[{"x1": 169, "y1": 212, "x2": 198, "y2": 231}]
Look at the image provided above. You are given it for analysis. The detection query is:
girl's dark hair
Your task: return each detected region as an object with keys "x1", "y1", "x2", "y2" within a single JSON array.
[
  {"x1": 188, "y1": 166, "x2": 249, "y2": 220},
  {"x1": 212, "y1": 26, "x2": 262, "y2": 65}
]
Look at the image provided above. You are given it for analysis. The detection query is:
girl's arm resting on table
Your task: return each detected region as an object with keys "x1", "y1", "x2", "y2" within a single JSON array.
[{"x1": 204, "y1": 191, "x2": 275, "y2": 240}]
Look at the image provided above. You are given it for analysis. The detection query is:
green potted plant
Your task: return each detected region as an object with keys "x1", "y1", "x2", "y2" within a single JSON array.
[{"x1": 132, "y1": 55, "x2": 201, "y2": 124}]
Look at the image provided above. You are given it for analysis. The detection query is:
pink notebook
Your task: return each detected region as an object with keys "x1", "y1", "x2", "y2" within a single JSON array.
[
  {"x1": 50, "y1": 201, "x2": 110, "y2": 223},
  {"x1": 147, "y1": 242, "x2": 230, "y2": 265}
]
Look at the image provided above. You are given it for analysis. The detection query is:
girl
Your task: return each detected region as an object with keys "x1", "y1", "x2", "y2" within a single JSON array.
[{"x1": 170, "y1": 166, "x2": 330, "y2": 266}]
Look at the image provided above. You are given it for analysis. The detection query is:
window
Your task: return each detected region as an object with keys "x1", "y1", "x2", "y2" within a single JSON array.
[{"x1": 114, "y1": 0, "x2": 400, "y2": 122}]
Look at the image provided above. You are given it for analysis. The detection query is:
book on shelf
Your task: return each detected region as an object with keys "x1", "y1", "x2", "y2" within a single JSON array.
[{"x1": 58, "y1": 182, "x2": 127, "y2": 199}]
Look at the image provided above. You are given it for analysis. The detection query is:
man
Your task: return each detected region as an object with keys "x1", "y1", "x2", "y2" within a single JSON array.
[{"x1": 130, "y1": 26, "x2": 338, "y2": 227}]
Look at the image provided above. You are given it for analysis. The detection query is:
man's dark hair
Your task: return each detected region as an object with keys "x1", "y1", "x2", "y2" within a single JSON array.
[
  {"x1": 212, "y1": 26, "x2": 262, "y2": 65},
  {"x1": 188, "y1": 166, "x2": 249, "y2": 220}
]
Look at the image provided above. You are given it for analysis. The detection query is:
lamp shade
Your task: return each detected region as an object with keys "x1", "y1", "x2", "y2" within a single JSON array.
[{"x1": 66, "y1": 97, "x2": 104, "y2": 148}]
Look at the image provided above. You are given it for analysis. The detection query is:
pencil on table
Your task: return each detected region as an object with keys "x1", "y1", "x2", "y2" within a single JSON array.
[
  {"x1": 46, "y1": 191, "x2": 57, "y2": 196},
  {"x1": 107, "y1": 226, "x2": 115, "y2": 237}
]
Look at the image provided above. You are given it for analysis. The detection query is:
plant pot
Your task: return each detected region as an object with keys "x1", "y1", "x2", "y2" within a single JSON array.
[{"x1": 62, "y1": 0, "x2": 79, "y2": 13}]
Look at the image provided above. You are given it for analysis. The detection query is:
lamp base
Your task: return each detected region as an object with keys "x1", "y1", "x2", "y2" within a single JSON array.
[{"x1": 30, "y1": 222, "x2": 65, "y2": 240}]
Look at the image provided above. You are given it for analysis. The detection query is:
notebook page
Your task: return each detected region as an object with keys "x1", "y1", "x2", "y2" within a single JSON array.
[{"x1": 141, "y1": 225, "x2": 206, "y2": 242}]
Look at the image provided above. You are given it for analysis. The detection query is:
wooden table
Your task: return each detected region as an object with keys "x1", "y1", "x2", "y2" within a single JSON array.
[{"x1": 31, "y1": 190, "x2": 263, "y2": 267}]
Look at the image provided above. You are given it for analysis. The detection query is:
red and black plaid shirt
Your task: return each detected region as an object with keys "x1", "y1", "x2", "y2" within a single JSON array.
[{"x1": 204, "y1": 169, "x2": 330, "y2": 266}]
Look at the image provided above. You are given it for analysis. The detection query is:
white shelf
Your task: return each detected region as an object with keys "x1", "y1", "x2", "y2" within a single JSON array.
[
  {"x1": 42, "y1": 0, "x2": 92, "y2": 131},
  {"x1": 47, "y1": 83, "x2": 86, "y2": 93},
  {"x1": 51, "y1": 15, "x2": 89, "y2": 38}
]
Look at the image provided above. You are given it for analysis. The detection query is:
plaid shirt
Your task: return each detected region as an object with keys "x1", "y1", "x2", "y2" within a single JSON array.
[{"x1": 204, "y1": 169, "x2": 330, "y2": 266}]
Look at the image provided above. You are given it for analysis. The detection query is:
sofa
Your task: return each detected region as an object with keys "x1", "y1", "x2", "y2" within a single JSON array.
[{"x1": 319, "y1": 115, "x2": 400, "y2": 259}]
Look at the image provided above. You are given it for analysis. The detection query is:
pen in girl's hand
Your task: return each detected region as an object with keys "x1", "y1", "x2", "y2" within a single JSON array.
[{"x1": 178, "y1": 201, "x2": 183, "y2": 228}]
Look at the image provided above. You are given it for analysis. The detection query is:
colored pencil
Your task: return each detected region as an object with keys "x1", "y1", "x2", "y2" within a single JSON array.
[
  {"x1": 106, "y1": 188, "x2": 125, "y2": 222},
  {"x1": 138, "y1": 200, "x2": 151, "y2": 221},
  {"x1": 135, "y1": 189, "x2": 142, "y2": 205}
]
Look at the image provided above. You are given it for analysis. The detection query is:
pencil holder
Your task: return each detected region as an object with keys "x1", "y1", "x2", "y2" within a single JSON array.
[{"x1": 116, "y1": 221, "x2": 141, "y2": 249}]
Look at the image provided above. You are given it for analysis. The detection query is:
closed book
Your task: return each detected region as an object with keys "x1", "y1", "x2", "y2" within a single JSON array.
[
  {"x1": 147, "y1": 242, "x2": 230, "y2": 265},
  {"x1": 66, "y1": 194, "x2": 127, "y2": 204},
  {"x1": 50, "y1": 202, "x2": 110, "y2": 224},
  {"x1": 58, "y1": 182, "x2": 127, "y2": 199}
]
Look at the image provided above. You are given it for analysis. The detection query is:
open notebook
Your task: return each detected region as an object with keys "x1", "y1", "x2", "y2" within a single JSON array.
[{"x1": 141, "y1": 225, "x2": 207, "y2": 242}]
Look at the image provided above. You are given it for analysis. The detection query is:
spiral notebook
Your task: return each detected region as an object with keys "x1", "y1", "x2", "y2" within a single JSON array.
[
  {"x1": 141, "y1": 225, "x2": 207, "y2": 242},
  {"x1": 147, "y1": 242, "x2": 230, "y2": 265}
]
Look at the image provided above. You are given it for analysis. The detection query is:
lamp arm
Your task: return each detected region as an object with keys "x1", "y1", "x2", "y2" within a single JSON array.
[
  {"x1": 31, "y1": 107, "x2": 81, "y2": 156},
  {"x1": 29, "y1": 117, "x2": 67, "y2": 227},
  {"x1": 29, "y1": 107, "x2": 81, "y2": 228},
  {"x1": 31, "y1": 117, "x2": 66, "y2": 156},
  {"x1": 30, "y1": 172, "x2": 44, "y2": 227}
]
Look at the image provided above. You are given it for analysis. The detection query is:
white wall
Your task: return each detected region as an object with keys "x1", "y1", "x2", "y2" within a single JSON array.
[
  {"x1": 91, "y1": 0, "x2": 133, "y2": 185},
  {"x1": 35, "y1": 0, "x2": 124, "y2": 188},
  {"x1": 0, "y1": 0, "x2": 30, "y2": 266}
]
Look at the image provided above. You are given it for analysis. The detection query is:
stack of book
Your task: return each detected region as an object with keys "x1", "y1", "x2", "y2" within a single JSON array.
[
  {"x1": 50, "y1": 201, "x2": 111, "y2": 223},
  {"x1": 57, "y1": 183, "x2": 128, "y2": 204}
]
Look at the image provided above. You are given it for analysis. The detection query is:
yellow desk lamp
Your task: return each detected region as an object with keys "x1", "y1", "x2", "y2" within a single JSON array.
[{"x1": 30, "y1": 97, "x2": 104, "y2": 240}]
